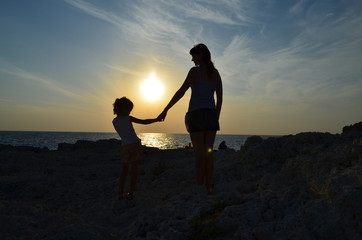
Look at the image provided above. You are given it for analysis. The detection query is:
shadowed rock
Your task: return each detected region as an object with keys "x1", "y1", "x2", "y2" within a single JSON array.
[
  {"x1": 57, "y1": 138, "x2": 122, "y2": 151},
  {"x1": 342, "y1": 121, "x2": 362, "y2": 135},
  {"x1": 1, "y1": 131, "x2": 362, "y2": 239}
]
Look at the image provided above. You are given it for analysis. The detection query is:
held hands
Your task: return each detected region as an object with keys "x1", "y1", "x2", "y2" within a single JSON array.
[{"x1": 157, "y1": 110, "x2": 168, "y2": 121}]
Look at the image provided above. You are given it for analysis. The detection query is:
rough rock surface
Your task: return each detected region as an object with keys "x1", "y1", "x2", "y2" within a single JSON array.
[
  {"x1": 343, "y1": 121, "x2": 362, "y2": 135},
  {"x1": 1, "y1": 132, "x2": 362, "y2": 240}
]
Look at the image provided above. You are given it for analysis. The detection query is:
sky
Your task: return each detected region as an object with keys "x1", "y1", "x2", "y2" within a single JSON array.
[{"x1": 1, "y1": 0, "x2": 362, "y2": 135}]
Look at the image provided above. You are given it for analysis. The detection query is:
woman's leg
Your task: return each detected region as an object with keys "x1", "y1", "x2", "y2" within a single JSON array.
[
  {"x1": 190, "y1": 132, "x2": 206, "y2": 185},
  {"x1": 204, "y1": 131, "x2": 217, "y2": 194}
]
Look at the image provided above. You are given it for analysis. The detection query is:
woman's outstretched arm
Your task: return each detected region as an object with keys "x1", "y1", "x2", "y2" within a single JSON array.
[{"x1": 158, "y1": 68, "x2": 194, "y2": 120}]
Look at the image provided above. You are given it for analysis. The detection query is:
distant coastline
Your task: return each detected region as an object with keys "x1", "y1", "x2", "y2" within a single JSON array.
[{"x1": 0, "y1": 131, "x2": 271, "y2": 151}]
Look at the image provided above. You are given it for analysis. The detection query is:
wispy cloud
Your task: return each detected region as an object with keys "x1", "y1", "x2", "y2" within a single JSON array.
[
  {"x1": 64, "y1": 0, "x2": 252, "y2": 50},
  {"x1": 64, "y1": 0, "x2": 362, "y2": 105},
  {"x1": 159, "y1": 1, "x2": 245, "y2": 25},
  {"x1": 107, "y1": 64, "x2": 144, "y2": 78},
  {"x1": 217, "y1": 0, "x2": 362, "y2": 103},
  {"x1": 0, "y1": 59, "x2": 114, "y2": 111},
  {"x1": 64, "y1": 0, "x2": 124, "y2": 27},
  {"x1": 0, "y1": 61, "x2": 80, "y2": 99},
  {"x1": 289, "y1": 0, "x2": 306, "y2": 15},
  {"x1": 65, "y1": 0, "x2": 192, "y2": 47},
  {"x1": 0, "y1": 98, "x2": 13, "y2": 102}
]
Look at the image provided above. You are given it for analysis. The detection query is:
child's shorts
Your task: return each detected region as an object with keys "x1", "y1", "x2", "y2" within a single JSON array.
[
  {"x1": 120, "y1": 142, "x2": 144, "y2": 164},
  {"x1": 185, "y1": 108, "x2": 220, "y2": 133}
]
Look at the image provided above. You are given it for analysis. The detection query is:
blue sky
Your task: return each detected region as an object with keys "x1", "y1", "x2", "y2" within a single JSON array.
[{"x1": 1, "y1": 0, "x2": 362, "y2": 134}]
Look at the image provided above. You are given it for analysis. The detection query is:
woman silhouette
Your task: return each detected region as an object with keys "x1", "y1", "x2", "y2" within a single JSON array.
[{"x1": 158, "y1": 44, "x2": 223, "y2": 194}]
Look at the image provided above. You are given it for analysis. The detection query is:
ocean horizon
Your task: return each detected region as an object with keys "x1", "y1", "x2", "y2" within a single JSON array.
[{"x1": 0, "y1": 131, "x2": 277, "y2": 151}]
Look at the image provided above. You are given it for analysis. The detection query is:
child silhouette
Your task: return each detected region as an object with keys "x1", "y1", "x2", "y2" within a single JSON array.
[{"x1": 112, "y1": 97, "x2": 161, "y2": 200}]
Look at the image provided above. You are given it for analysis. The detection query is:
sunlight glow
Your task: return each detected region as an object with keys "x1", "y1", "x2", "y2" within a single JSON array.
[{"x1": 140, "y1": 72, "x2": 165, "y2": 102}]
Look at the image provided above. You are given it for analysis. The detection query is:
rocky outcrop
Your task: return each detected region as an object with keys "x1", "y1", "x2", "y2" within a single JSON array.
[
  {"x1": 221, "y1": 132, "x2": 362, "y2": 239},
  {"x1": 0, "y1": 144, "x2": 49, "y2": 152},
  {"x1": 0, "y1": 132, "x2": 361, "y2": 239},
  {"x1": 57, "y1": 138, "x2": 122, "y2": 151},
  {"x1": 342, "y1": 121, "x2": 362, "y2": 135}
]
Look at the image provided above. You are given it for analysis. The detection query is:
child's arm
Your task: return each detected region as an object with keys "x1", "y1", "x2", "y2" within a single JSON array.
[{"x1": 130, "y1": 116, "x2": 161, "y2": 125}]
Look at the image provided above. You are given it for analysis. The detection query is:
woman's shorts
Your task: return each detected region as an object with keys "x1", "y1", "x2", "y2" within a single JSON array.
[
  {"x1": 185, "y1": 108, "x2": 220, "y2": 133},
  {"x1": 120, "y1": 142, "x2": 144, "y2": 164}
]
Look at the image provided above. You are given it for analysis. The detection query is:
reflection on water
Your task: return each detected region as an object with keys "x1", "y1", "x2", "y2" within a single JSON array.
[
  {"x1": 138, "y1": 133, "x2": 190, "y2": 150},
  {"x1": 138, "y1": 133, "x2": 262, "y2": 150}
]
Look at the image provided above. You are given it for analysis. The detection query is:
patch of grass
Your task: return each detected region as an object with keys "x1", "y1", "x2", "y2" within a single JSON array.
[
  {"x1": 188, "y1": 217, "x2": 226, "y2": 240},
  {"x1": 187, "y1": 201, "x2": 232, "y2": 240},
  {"x1": 151, "y1": 161, "x2": 169, "y2": 176}
]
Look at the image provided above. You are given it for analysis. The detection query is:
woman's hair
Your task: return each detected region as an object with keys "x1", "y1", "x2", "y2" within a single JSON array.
[
  {"x1": 113, "y1": 97, "x2": 133, "y2": 115},
  {"x1": 189, "y1": 43, "x2": 217, "y2": 76}
]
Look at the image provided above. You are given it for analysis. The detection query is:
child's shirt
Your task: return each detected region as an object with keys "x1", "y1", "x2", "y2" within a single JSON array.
[{"x1": 112, "y1": 116, "x2": 141, "y2": 146}]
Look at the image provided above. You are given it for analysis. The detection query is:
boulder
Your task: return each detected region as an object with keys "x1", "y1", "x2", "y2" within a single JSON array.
[
  {"x1": 342, "y1": 121, "x2": 362, "y2": 135},
  {"x1": 57, "y1": 138, "x2": 121, "y2": 151}
]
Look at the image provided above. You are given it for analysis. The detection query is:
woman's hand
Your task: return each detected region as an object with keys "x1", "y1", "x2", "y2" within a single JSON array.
[{"x1": 157, "y1": 110, "x2": 167, "y2": 121}]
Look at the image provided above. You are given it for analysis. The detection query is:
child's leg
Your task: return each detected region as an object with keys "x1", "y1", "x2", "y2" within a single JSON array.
[
  {"x1": 128, "y1": 158, "x2": 139, "y2": 198},
  {"x1": 119, "y1": 161, "x2": 129, "y2": 199}
]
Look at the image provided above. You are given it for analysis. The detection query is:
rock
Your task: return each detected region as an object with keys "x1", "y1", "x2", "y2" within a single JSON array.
[
  {"x1": 1, "y1": 131, "x2": 362, "y2": 239},
  {"x1": 342, "y1": 121, "x2": 362, "y2": 135},
  {"x1": 57, "y1": 138, "x2": 121, "y2": 151},
  {"x1": 0, "y1": 144, "x2": 49, "y2": 152},
  {"x1": 242, "y1": 135, "x2": 263, "y2": 148}
]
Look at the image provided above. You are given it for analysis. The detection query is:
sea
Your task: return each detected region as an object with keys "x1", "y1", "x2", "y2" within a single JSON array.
[{"x1": 0, "y1": 131, "x2": 275, "y2": 151}]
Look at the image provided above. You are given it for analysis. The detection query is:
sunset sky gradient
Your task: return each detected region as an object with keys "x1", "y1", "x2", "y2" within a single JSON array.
[{"x1": 1, "y1": 0, "x2": 362, "y2": 135}]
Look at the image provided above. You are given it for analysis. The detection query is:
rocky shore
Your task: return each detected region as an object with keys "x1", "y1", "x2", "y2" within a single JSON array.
[{"x1": 1, "y1": 130, "x2": 362, "y2": 239}]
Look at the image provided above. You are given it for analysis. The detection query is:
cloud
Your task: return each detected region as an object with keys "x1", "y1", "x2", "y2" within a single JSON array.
[
  {"x1": 63, "y1": 0, "x2": 253, "y2": 52},
  {"x1": 107, "y1": 65, "x2": 144, "y2": 77},
  {"x1": 162, "y1": 1, "x2": 243, "y2": 25},
  {"x1": 0, "y1": 98, "x2": 13, "y2": 102},
  {"x1": 64, "y1": 0, "x2": 123, "y2": 27},
  {"x1": 217, "y1": 0, "x2": 362, "y2": 104},
  {"x1": 64, "y1": 0, "x2": 362, "y2": 106},
  {"x1": 289, "y1": 0, "x2": 306, "y2": 15},
  {"x1": 0, "y1": 60, "x2": 80, "y2": 99},
  {"x1": 217, "y1": 35, "x2": 254, "y2": 92}
]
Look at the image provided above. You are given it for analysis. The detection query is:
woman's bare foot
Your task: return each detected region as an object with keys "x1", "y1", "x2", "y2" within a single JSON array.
[
  {"x1": 118, "y1": 192, "x2": 133, "y2": 200},
  {"x1": 207, "y1": 184, "x2": 215, "y2": 195}
]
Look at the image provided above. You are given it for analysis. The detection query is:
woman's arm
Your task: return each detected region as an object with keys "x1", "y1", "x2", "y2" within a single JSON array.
[
  {"x1": 215, "y1": 70, "x2": 223, "y2": 119},
  {"x1": 158, "y1": 68, "x2": 195, "y2": 120},
  {"x1": 130, "y1": 116, "x2": 160, "y2": 125}
]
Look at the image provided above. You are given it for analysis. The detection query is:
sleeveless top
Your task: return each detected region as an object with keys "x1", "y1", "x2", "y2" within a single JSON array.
[
  {"x1": 112, "y1": 116, "x2": 141, "y2": 146},
  {"x1": 188, "y1": 80, "x2": 217, "y2": 112}
]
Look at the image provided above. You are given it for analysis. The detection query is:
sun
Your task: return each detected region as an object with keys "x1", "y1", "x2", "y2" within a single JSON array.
[{"x1": 140, "y1": 72, "x2": 165, "y2": 102}]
